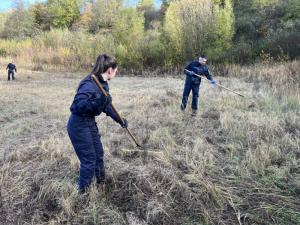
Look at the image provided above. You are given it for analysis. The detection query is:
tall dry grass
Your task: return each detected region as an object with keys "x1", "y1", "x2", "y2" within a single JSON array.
[
  {"x1": 0, "y1": 29, "x2": 117, "y2": 72},
  {"x1": 0, "y1": 62, "x2": 299, "y2": 224}
]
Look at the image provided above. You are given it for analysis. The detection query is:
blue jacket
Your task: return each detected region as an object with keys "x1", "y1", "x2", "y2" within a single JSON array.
[
  {"x1": 70, "y1": 74, "x2": 121, "y2": 123},
  {"x1": 6, "y1": 63, "x2": 17, "y2": 72},
  {"x1": 184, "y1": 61, "x2": 213, "y2": 81}
]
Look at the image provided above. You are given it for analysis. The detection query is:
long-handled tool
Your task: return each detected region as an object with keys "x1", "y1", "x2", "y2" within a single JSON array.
[
  {"x1": 185, "y1": 69, "x2": 246, "y2": 98},
  {"x1": 91, "y1": 74, "x2": 141, "y2": 147}
]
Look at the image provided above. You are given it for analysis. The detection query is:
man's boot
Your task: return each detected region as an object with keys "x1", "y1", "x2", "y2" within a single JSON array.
[
  {"x1": 191, "y1": 109, "x2": 197, "y2": 117},
  {"x1": 77, "y1": 185, "x2": 89, "y2": 195},
  {"x1": 96, "y1": 175, "x2": 112, "y2": 193},
  {"x1": 180, "y1": 103, "x2": 185, "y2": 112}
]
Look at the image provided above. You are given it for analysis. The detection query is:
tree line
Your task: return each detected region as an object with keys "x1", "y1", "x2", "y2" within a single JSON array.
[{"x1": 0, "y1": 0, "x2": 298, "y2": 70}]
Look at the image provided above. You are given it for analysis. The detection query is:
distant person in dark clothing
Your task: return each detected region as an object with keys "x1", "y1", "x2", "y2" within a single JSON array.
[
  {"x1": 67, "y1": 54, "x2": 128, "y2": 193},
  {"x1": 181, "y1": 55, "x2": 216, "y2": 116},
  {"x1": 6, "y1": 61, "x2": 17, "y2": 81}
]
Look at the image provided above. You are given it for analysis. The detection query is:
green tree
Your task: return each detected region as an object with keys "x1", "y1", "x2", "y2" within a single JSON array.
[
  {"x1": 163, "y1": 1, "x2": 183, "y2": 65},
  {"x1": 137, "y1": 0, "x2": 155, "y2": 10},
  {"x1": 73, "y1": 2, "x2": 93, "y2": 31},
  {"x1": 112, "y1": 8, "x2": 145, "y2": 69},
  {"x1": 137, "y1": 0, "x2": 161, "y2": 29},
  {"x1": 47, "y1": 0, "x2": 82, "y2": 28},
  {"x1": 252, "y1": 0, "x2": 279, "y2": 8},
  {"x1": 232, "y1": 0, "x2": 300, "y2": 63},
  {"x1": 164, "y1": 0, "x2": 234, "y2": 65},
  {"x1": 90, "y1": 0, "x2": 122, "y2": 33},
  {"x1": 141, "y1": 27, "x2": 166, "y2": 67},
  {"x1": 2, "y1": 4, "x2": 39, "y2": 39},
  {"x1": 30, "y1": 3, "x2": 52, "y2": 31},
  {"x1": 0, "y1": 12, "x2": 10, "y2": 37},
  {"x1": 206, "y1": 0, "x2": 234, "y2": 59},
  {"x1": 265, "y1": 0, "x2": 300, "y2": 59},
  {"x1": 284, "y1": 0, "x2": 300, "y2": 20}
]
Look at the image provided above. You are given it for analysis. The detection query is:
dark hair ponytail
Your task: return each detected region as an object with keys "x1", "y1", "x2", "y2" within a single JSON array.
[{"x1": 91, "y1": 54, "x2": 117, "y2": 77}]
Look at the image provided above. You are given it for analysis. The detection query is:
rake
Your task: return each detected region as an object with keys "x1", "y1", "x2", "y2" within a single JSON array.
[{"x1": 91, "y1": 74, "x2": 141, "y2": 147}]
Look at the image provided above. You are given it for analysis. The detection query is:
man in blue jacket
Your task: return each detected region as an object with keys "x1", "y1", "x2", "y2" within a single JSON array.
[
  {"x1": 6, "y1": 61, "x2": 17, "y2": 81},
  {"x1": 181, "y1": 55, "x2": 216, "y2": 116}
]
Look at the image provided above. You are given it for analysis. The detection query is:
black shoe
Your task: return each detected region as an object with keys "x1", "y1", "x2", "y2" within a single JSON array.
[
  {"x1": 77, "y1": 182, "x2": 92, "y2": 194},
  {"x1": 78, "y1": 186, "x2": 88, "y2": 194},
  {"x1": 181, "y1": 104, "x2": 185, "y2": 112},
  {"x1": 96, "y1": 175, "x2": 113, "y2": 193},
  {"x1": 96, "y1": 175, "x2": 105, "y2": 185},
  {"x1": 191, "y1": 109, "x2": 197, "y2": 117}
]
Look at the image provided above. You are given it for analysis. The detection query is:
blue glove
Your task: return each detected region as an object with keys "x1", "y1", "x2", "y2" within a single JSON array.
[{"x1": 210, "y1": 79, "x2": 216, "y2": 87}]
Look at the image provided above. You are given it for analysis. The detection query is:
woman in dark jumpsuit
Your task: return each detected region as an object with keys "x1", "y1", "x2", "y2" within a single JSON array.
[{"x1": 67, "y1": 54, "x2": 128, "y2": 193}]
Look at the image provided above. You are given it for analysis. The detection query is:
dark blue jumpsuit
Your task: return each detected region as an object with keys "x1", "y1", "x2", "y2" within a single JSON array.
[
  {"x1": 181, "y1": 61, "x2": 213, "y2": 110},
  {"x1": 67, "y1": 74, "x2": 121, "y2": 191},
  {"x1": 6, "y1": 63, "x2": 17, "y2": 81}
]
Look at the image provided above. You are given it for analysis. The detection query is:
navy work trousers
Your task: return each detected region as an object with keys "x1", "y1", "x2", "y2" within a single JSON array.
[
  {"x1": 8, "y1": 71, "x2": 14, "y2": 80},
  {"x1": 67, "y1": 114, "x2": 105, "y2": 191},
  {"x1": 181, "y1": 75, "x2": 201, "y2": 110}
]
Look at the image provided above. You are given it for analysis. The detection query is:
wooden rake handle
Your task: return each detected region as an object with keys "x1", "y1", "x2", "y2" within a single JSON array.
[
  {"x1": 184, "y1": 69, "x2": 246, "y2": 98},
  {"x1": 214, "y1": 83, "x2": 245, "y2": 98},
  {"x1": 91, "y1": 74, "x2": 141, "y2": 147}
]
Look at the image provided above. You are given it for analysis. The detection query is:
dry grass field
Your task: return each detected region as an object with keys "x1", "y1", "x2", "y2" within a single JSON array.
[{"x1": 0, "y1": 61, "x2": 299, "y2": 225}]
